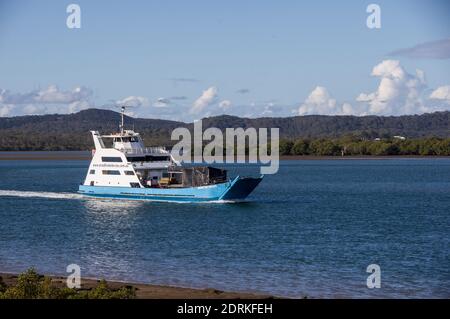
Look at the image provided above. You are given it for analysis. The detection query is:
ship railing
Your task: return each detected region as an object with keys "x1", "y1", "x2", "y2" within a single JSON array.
[{"x1": 119, "y1": 147, "x2": 170, "y2": 155}]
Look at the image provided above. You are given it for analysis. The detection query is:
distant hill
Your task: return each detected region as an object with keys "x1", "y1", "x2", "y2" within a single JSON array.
[{"x1": 0, "y1": 108, "x2": 449, "y2": 150}]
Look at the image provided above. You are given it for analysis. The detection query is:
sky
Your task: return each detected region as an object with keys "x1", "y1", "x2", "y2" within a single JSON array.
[{"x1": 0, "y1": 0, "x2": 450, "y2": 121}]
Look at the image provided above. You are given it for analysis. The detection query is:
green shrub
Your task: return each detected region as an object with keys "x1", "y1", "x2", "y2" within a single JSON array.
[
  {"x1": 0, "y1": 268, "x2": 136, "y2": 299},
  {"x1": 292, "y1": 139, "x2": 310, "y2": 155}
]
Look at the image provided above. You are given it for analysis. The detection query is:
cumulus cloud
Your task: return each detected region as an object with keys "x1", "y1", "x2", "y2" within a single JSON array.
[
  {"x1": 2, "y1": 60, "x2": 449, "y2": 121},
  {"x1": 190, "y1": 86, "x2": 218, "y2": 114},
  {"x1": 356, "y1": 60, "x2": 429, "y2": 115},
  {"x1": 0, "y1": 85, "x2": 92, "y2": 105},
  {"x1": 298, "y1": 86, "x2": 353, "y2": 115},
  {"x1": 0, "y1": 104, "x2": 13, "y2": 117},
  {"x1": 36, "y1": 85, "x2": 92, "y2": 104},
  {"x1": 341, "y1": 103, "x2": 354, "y2": 115},
  {"x1": 0, "y1": 85, "x2": 93, "y2": 117},
  {"x1": 429, "y1": 85, "x2": 450, "y2": 102},
  {"x1": 296, "y1": 60, "x2": 450, "y2": 116},
  {"x1": 389, "y1": 38, "x2": 450, "y2": 59}
]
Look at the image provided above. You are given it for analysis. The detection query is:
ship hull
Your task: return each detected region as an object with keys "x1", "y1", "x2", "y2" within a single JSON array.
[{"x1": 78, "y1": 175, "x2": 263, "y2": 203}]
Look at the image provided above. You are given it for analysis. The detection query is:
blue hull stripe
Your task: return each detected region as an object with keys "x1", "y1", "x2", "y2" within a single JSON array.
[{"x1": 78, "y1": 175, "x2": 263, "y2": 202}]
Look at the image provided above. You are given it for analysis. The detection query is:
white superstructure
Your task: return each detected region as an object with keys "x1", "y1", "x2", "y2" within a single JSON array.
[{"x1": 83, "y1": 107, "x2": 178, "y2": 188}]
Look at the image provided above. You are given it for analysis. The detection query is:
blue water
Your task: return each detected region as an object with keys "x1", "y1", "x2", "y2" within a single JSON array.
[{"x1": 0, "y1": 158, "x2": 449, "y2": 298}]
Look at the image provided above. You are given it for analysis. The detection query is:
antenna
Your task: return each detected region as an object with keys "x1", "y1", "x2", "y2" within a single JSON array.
[
  {"x1": 120, "y1": 105, "x2": 126, "y2": 135},
  {"x1": 115, "y1": 105, "x2": 134, "y2": 135}
]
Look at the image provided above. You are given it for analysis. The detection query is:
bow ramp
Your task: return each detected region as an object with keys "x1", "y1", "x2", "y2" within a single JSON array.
[{"x1": 219, "y1": 175, "x2": 264, "y2": 201}]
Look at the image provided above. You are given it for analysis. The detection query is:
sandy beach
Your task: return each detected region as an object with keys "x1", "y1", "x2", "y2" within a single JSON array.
[{"x1": 0, "y1": 272, "x2": 275, "y2": 299}]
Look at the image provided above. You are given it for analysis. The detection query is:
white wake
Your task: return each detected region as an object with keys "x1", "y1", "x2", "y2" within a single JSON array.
[
  {"x1": 0, "y1": 190, "x2": 85, "y2": 200},
  {"x1": 0, "y1": 190, "x2": 245, "y2": 204}
]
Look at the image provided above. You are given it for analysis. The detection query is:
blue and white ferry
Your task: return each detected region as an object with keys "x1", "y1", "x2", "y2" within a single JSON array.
[{"x1": 78, "y1": 107, "x2": 263, "y2": 202}]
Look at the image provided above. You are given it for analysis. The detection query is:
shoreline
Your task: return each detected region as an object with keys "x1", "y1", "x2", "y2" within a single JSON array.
[
  {"x1": 0, "y1": 271, "x2": 277, "y2": 299},
  {"x1": 0, "y1": 151, "x2": 450, "y2": 161}
]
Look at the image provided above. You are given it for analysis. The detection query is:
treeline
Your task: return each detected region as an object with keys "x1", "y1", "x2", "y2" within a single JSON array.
[
  {"x1": 1, "y1": 109, "x2": 450, "y2": 154},
  {"x1": 2, "y1": 134, "x2": 450, "y2": 156},
  {"x1": 279, "y1": 137, "x2": 450, "y2": 156}
]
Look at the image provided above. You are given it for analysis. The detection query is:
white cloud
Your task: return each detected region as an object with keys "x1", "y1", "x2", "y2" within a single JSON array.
[
  {"x1": 430, "y1": 85, "x2": 450, "y2": 102},
  {"x1": 34, "y1": 85, "x2": 92, "y2": 104},
  {"x1": 153, "y1": 97, "x2": 170, "y2": 108},
  {"x1": 68, "y1": 100, "x2": 91, "y2": 113},
  {"x1": 116, "y1": 95, "x2": 150, "y2": 108},
  {"x1": 296, "y1": 58, "x2": 449, "y2": 117},
  {"x1": 298, "y1": 86, "x2": 353, "y2": 115},
  {"x1": 0, "y1": 85, "x2": 93, "y2": 116},
  {"x1": 0, "y1": 105, "x2": 13, "y2": 117},
  {"x1": 341, "y1": 103, "x2": 354, "y2": 115},
  {"x1": 0, "y1": 85, "x2": 92, "y2": 105},
  {"x1": 1, "y1": 61, "x2": 449, "y2": 120},
  {"x1": 218, "y1": 99, "x2": 232, "y2": 110},
  {"x1": 190, "y1": 86, "x2": 218, "y2": 114},
  {"x1": 356, "y1": 60, "x2": 429, "y2": 115}
]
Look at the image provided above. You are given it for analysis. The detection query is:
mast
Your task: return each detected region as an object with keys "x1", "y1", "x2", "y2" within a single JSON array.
[{"x1": 119, "y1": 105, "x2": 125, "y2": 135}]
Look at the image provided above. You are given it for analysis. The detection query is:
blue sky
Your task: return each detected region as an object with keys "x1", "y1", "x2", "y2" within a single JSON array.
[{"x1": 0, "y1": 0, "x2": 449, "y2": 120}]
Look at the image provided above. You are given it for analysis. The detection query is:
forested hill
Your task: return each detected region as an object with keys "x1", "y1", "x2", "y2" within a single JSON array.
[{"x1": 0, "y1": 108, "x2": 449, "y2": 150}]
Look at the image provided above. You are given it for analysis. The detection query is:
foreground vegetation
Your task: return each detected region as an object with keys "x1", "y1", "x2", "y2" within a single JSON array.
[{"x1": 0, "y1": 268, "x2": 135, "y2": 299}]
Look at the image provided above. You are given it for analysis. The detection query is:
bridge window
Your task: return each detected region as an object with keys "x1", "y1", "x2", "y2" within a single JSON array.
[
  {"x1": 124, "y1": 171, "x2": 135, "y2": 175},
  {"x1": 102, "y1": 156, "x2": 123, "y2": 163},
  {"x1": 102, "y1": 170, "x2": 121, "y2": 175}
]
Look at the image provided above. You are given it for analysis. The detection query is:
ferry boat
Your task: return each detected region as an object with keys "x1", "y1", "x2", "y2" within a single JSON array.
[{"x1": 78, "y1": 107, "x2": 263, "y2": 202}]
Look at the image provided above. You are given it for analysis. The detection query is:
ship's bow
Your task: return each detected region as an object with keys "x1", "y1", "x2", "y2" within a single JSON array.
[{"x1": 219, "y1": 175, "x2": 263, "y2": 201}]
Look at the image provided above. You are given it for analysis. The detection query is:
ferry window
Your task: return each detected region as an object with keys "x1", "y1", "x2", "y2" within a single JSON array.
[
  {"x1": 102, "y1": 170, "x2": 121, "y2": 175},
  {"x1": 122, "y1": 137, "x2": 131, "y2": 142},
  {"x1": 145, "y1": 155, "x2": 170, "y2": 162},
  {"x1": 101, "y1": 157, "x2": 123, "y2": 162},
  {"x1": 130, "y1": 183, "x2": 140, "y2": 188},
  {"x1": 130, "y1": 137, "x2": 138, "y2": 142},
  {"x1": 127, "y1": 156, "x2": 146, "y2": 162},
  {"x1": 124, "y1": 171, "x2": 135, "y2": 175},
  {"x1": 89, "y1": 170, "x2": 95, "y2": 174}
]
